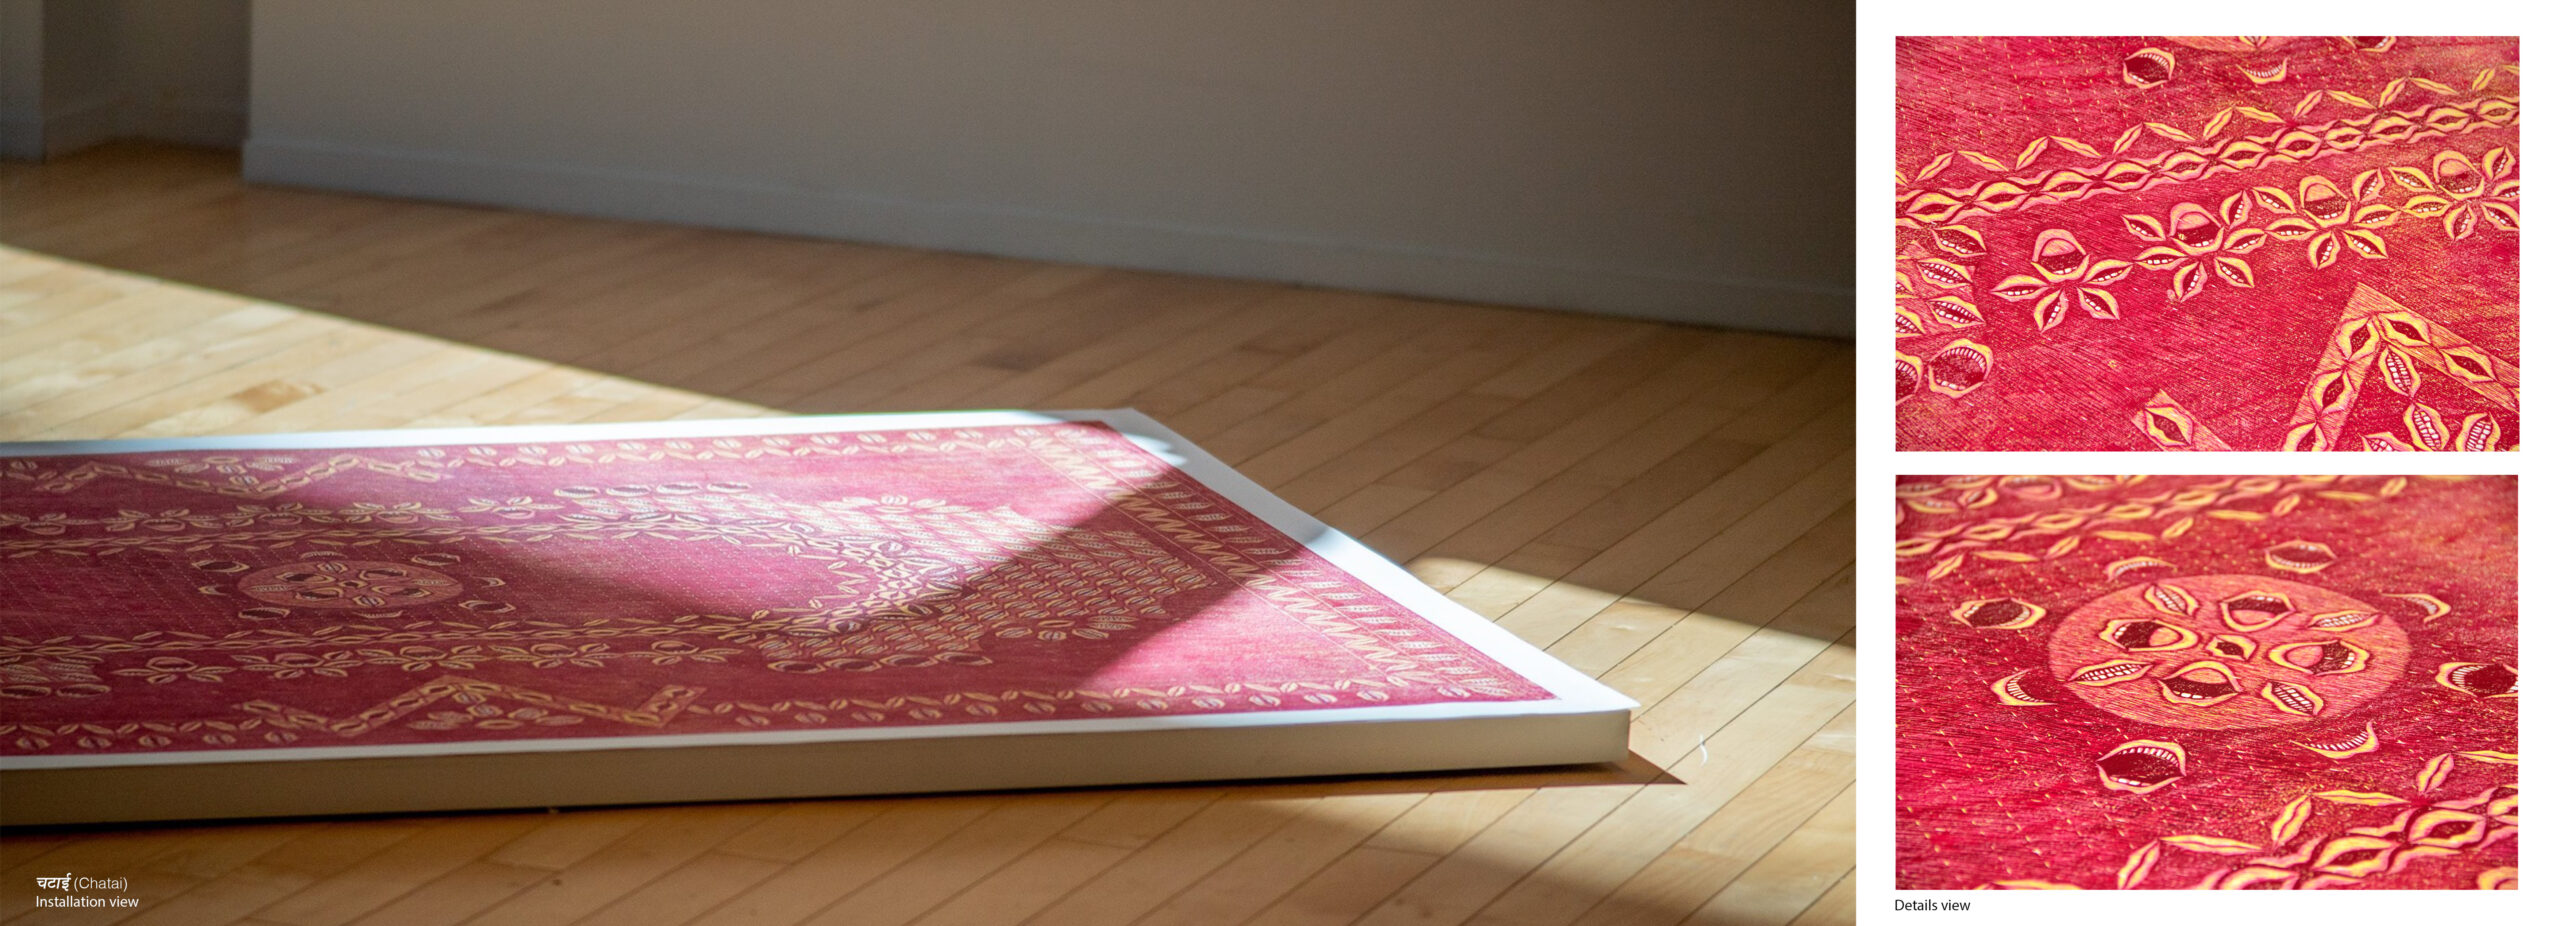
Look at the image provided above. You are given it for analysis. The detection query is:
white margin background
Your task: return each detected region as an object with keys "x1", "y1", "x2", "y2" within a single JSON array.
[{"x1": 1857, "y1": 2, "x2": 2544, "y2": 918}]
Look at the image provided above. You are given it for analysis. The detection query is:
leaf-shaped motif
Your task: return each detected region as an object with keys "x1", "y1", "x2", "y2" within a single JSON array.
[
  {"x1": 2118, "y1": 841, "x2": 2161, "y2": 889},
  {"x1": 1915, "y1": 153, "x2": 1956, "y2": 182},
  {"x1": 2162, "y1": 834, "x2": 2262, "y2": 854},
  {"x1": 2213, "y1": 256, "x2": 2255, "y2": 288},
  {"x1": 1933, "y1": 225, "x2": 1987, "y2": 258},
  {"x1": 2082, "y1": 259, "x2": 2135, "y2": 286},
  {"x1": 2113, "y1": 125, "x2": 2143, "y2": 154},
  {"x1": 2124, "y1": 212, "x2": 2169, "y2": 241},
  {"x1": 2272, "y1": 794, "x2": 2315, "y2": 844},
  {"x1": 2405, "y1": 402, "x2": 2448, "y2": 451},
  {"x1": 2052, "y1": 136, "x2": 2101, "y2": 157},
  {"x1": 2457, "y1": 750, "x2": 2519, "y2": 764},
  {"x1": 2169, "y1": 261, "x2": 2205, "y2": 301},
  {"x1": 2132, "y1": 246, "x2": 2185, "y2": 269},
  {"x1": 1915, "y1": 258, "x2": 1970, "y2": 287},
  {"x1": 2251, "y1": 186, "x2": 2299, "y2": 214},
  {"x1": 2202, "y1": 109, "x2": 2236, "y2": 139},
  {"x1": 2445, "y1": 206, "x2": 2478, "y2": 240},
  {"x1": 2379, "y1": 348, "x2": 2419, "y2": 396},
  {"x1": 1961, "y1": 150, "x2": 2009, "y2": 172},
  {"x1": 2147, "y1": 121, "x2": 2196, "y2": 142},
  {"x1": 1930, "y1": 298, "x2": 1984, "y2": 328},
  {"x1": 2013, "y1": 137, "x2": 2051, "y2": 170},
  {"x1": 2146, "y1": 582, "x2": 2197, "y2": 616},
  {"x1": 2307, "y1": 234, "x2": 2340, "y2": 268},
  {"x1": 2378, "y1": 77, "x2": 2409, "y2": 105},
  {"x1": 2341, "y1": 228, "x2": 2388, "y2": 259},
  {"x1": 2389, "y1": 165, "x2": 2438, "y2": 192},
  {"x1": 2352, "y1": 169, "x2": 2388, "y2": 202},
  {"x1": 2266, "y1": 216, "x2": 2319, "y2": 239},
  {"x1": 2418, "y1": 753, "x2": 2457, "y2": 791},
  {"x1": 2313, "y1": 789, "x2": 2407, "y2": 806},
  {"x1": 1989, "y1": 275, "x2": 2047, "y2": 302},
  {"x1": 2399, "y1": 194, "x2": 2451, "y2": 217},
  {"x1": 2220, "y1": 191, "x2": 2251, "y2": 226},
  {"x1": 2326, "y1": 90, "x2": 2374, "y2": 109},
  {"x1": 2292, "y1": 89, "x2": 2324, "y2": 119},
  {"x1": 1904, "y1": 192, "x2": 1965, "y2": 224},
  {"x1": 2032, "y1": 289, "x2": 2068, "y2": 331},
  {"x1": 1971, "y1": 181, "x2": 2030, "y2": 210},
  {"x1": 2078, "y1": 287, "x2": 2120, "y2": 319},
  {"x1": 2480, "y1": 201, "x2": 2519, "y2": 231},
  {"x1": 2458, "y1": 413, "x2": 2502, "y2": 452},
  {"x1": 2482, "y1": 147, "x2": 2515, "y2": 180}
]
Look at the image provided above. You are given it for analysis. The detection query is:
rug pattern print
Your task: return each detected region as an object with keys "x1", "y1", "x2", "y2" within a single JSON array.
[
  {"x1": 1896, "y1": 37, "x2": 2519, "y2": 450},
  {"x1": 1895, "y1": 475, "x2": 2515, "y2": 890},
  {"x1": 0, "y1": 422, "x2": 1549, "y2": 757}
]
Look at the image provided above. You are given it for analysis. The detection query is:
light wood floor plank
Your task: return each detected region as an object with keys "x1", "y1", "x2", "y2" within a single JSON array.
[{"x1": 0, "y1": 145, "x2": 1856, "y2": 926}]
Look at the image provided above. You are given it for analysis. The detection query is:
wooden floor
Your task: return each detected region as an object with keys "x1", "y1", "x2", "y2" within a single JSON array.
[{"x1": 0, "y1": 144, "x2": 1854, "y2": 926}]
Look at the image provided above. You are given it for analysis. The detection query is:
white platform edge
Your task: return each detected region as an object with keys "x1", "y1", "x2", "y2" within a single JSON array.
[{"x1": 0, "y1": 410, "x2": 1636, "y2": 823}]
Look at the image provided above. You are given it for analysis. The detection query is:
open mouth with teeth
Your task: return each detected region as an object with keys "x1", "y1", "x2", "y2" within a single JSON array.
[
  {"x1": 1927, "y1": 342, "x2": 1991, "y2": 396},
  {"x1": 2269, "y1": 639, "x2": 2369, "y2": 676},
  {"x1": 2068, "y1": 658, "x2": 2151, "y2": 687},
  {"x1": 2260, "y1": 680, "x2": 2327, "y2": 716},
  {"x1": 1954, "y1": 597, "x2": 2045, "y2": 630},
  {"x1": 2436, "y1": 662, "x2": 2518, "y2": 698},
  {"x1": 2264, "y1": 541, "x2": 2336, "y2": 573},
  {"x1": 2220, "y1": 592, "x2": 2293, "y2": 631},
  {"x1": 2102, "y1": 618, "x2": 2196, "y2": 652},
  {"x1": 2306, "y1": 610, "x2": 2379, "y2": 630},
  {"x1": 2157, "y1": 661, "x2": 2240, "y2": 706},
  {"x1": 2096, "y1": 739, "x2": 2185, "y2": 793},
  {"x1": 2297, "y1": 721, "x2": 2379, "y2": 758}
]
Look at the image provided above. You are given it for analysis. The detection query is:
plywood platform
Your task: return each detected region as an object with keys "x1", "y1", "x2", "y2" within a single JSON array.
[{"x1": 1, "y1": 144, "x2": 1853, "y2": 925}]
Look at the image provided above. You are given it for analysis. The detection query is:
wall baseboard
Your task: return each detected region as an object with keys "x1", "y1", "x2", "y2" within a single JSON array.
[{"x1": 242, "y1": 138, "x2": 1848, "y2": 338}]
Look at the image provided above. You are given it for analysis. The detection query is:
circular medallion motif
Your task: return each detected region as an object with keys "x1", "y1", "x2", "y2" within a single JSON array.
[
  {"x1": 239, "y1": 560, "x2": 465, "y2": 609},
  {"x1": 2046, "y1": 574, "x2": 2408, "y2": 729}
]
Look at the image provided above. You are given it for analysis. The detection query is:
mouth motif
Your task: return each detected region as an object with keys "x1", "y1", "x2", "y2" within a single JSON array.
[
  {"x1": 1954, "y1": 597, "x2": 2046, "y2": 630},
  {"x1": 2297, "y1": 720, "x2": 2380, "y2": 758},
  {"x1": 2220, "y1": 591, "x2": 2293, "y2": 631},
  {"x1": 2096, "y1": 739, "x2": 2186, "y2": 793},
  {"x1": 2260, "y1": 680, "x2": 2327, "y2": 717},
  {"x1": 1895, "y1": 352, "x2": 1922, "y2": 403},
  {"x1": 1927, "y1": 341, "x2": 1992, "y2": 397},
  {"x1": 2032, "y1": 230, "x2": 2088, "y2": 278},
  {"x1": 2122, "y1": 47, "x2": 2175, "y2": 88},
  {"x1": 2306, "y1": 610, "x2": 2379, "y2": 630},
  {"x1": 2204, "y1": 633, "x2": 2257, "y2": 661},
  {"x1": 2068, "y1": 659, "x2": 2152, "y2": 687},
  {"x1": 2264, "y1": 541, "x2": 2337, "y2": 573},
  {"x1": 2169, "y1": 203, "x2": 2223, "y2": 250},
  {"x1": 2239, "y1": 58, "x2": 2290, "y2": 85},
  {"x1": 2269, "y1": 639, "x2": 2370, "y2": 676},
  {"x1": 2157, "y1": 660, "x2": 2241, "y2": 707},
  {"x1": 2435, "y1": 662, "x2": 2518, "y2": 698},
  {"x1": 1991, "y1": 669, "x2": 2058, "y2": 706},
  {"x1": 2105, "y1": 557, "x2": 2173, "y2": 581},
  {"x1": 2102, "y1": 618, "x2": 2197, "y2": 652}
]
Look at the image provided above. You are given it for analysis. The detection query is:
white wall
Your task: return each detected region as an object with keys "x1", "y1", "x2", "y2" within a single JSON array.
[
  {"x1": 0, "y1": 0, "x2": 248, "y2": 159},
  {"x1": 245, "y1": 1, "x2": 1850, "y2": 335}
]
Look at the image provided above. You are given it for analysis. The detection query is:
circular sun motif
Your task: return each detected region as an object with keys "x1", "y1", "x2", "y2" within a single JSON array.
[
  {"x1": 2046, "y1": 575, "x2": 2408, "y2": 730},
  {"x1": 239, "y1": 560, "x2": 466, "y2": 609}
]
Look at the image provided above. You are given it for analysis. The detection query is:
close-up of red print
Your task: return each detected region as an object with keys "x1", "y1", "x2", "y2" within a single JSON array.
[
  {"x1": 1895, "y1": 475, "x2": 2516, "y2": 890},
  {"x1": 1896, "y1": 37, "x2": 2519, "y2": 451}
]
